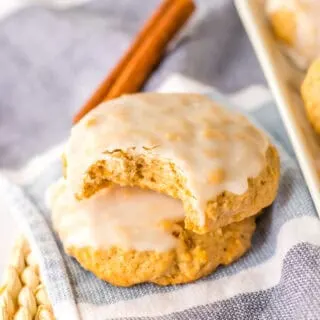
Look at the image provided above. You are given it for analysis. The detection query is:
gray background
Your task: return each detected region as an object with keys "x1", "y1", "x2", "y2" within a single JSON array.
[{"x1": 0, "y1": 0, "x2": 265, "y2": 168}]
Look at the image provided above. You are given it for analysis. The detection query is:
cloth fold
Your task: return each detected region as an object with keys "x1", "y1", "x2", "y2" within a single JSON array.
[{"x1": 1, "y1": 86, "x2": 320, "y2": 320}]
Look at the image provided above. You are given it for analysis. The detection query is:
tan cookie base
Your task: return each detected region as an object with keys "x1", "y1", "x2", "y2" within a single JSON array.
[{"x1": 64, "y1": 217, "x2": 256, "y2": 287}]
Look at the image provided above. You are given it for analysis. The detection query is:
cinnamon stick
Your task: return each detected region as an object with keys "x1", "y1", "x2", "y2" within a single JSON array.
[
  {"x1": 73, "y1": 0, "x2": 195, "y2": 123},
  {"x1": 105, "y1": 0, "x2": 195, "y2": 100}
]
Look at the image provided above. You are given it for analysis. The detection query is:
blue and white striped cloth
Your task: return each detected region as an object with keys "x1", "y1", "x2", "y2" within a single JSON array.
[{"x1": 1, "y1": 84, "x2": 320, "y2": 320}]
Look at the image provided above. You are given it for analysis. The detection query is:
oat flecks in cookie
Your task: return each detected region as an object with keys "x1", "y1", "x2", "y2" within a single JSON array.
[{"x1": 208, "y1": 168, "x2": 226, "y2": 184}]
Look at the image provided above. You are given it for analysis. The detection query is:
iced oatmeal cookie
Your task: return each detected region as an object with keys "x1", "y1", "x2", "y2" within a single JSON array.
[
  {"x1": 63, "y1": 93, "x2": 280, "y2": 234},
  {"x1": 49, "y1": 179, "x2": 256, "y2": 286},
  {"x1": 301, "y1": 58, "x2": 320, "y2": 133},
  {"x1": 266, "y1": 0, "x2": 320, "y2": 69}
]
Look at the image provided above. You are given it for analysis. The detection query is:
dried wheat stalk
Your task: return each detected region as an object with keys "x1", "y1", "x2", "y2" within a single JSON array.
[{"x1": 0, "y1": 236, "x2": 55, "y2": 319}]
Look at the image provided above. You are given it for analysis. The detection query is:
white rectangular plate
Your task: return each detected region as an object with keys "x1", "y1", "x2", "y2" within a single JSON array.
[{"x1": 235, "y1": 0, "x2": 320, "y2": 216}]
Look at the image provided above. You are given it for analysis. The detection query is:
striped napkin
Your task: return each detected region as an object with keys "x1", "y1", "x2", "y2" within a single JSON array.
[{"x1": 1, "y1": 83, "x2": 320, "y2": 320}]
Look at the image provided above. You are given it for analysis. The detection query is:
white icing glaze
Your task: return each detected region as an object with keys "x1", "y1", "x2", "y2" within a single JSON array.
[
  {"x1": 266, "y1": 0, "x2": 320, "y2": 69},
  {"x1": 49, "y1": 178, "x2": 184, "y2": 251},
  {"x1": 65, "y1": 94, "x2": 269, "y2": 226}
]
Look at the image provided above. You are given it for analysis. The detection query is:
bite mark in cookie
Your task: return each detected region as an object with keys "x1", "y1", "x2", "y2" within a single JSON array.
[{"x1": 64, "y1": 93, "x2": 277, "y2": 233}]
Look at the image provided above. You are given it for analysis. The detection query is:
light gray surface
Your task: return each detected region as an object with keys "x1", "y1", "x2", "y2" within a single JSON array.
[{"x1": 0, "y1": 0, "x2": 265, "y2": 168}]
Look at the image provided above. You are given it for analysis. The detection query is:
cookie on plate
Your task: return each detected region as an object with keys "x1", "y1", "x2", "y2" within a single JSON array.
[
  {"x1": 266, "y1": 0, "x2": 320, "y2": 69},
  {"x1": 301, "y1": 58, "x2": 320, "y2": 133}
]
